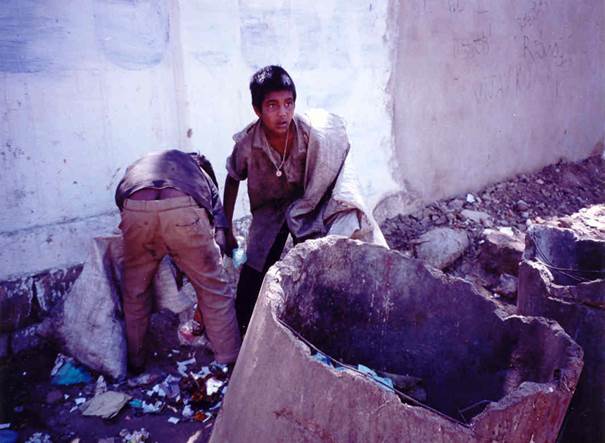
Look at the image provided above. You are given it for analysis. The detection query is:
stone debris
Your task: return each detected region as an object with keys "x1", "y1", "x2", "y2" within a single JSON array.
[
  {"x1": 518, "y1": 210, "x2": 605, "y2": 442},
  {"x1": 493, "y1": 273, "x2": 518, "y2": 299},
  {"x1": 382, "y1": 154, "x2": 605, "y2": 304},
  {"x1": 478, "y1": 228, "x2": 525, "y2": 275},
  {"x1": 414, "y1": 227, "x2": 470, "y2": 269}
]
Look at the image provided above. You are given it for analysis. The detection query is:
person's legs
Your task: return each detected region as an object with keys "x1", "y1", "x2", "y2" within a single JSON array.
[
  {"x1": 235, "y1": 265, "x2": 265, "y2": 335},
  {"x1": 120, "y1": 203, "x2": 164, "y2": 370},
  {"x1": 162, "y1": 202, "x2": 241, "y2": 363},
  {"x1": 235, "y1": 223, "x2": 290, "y2": 335}
]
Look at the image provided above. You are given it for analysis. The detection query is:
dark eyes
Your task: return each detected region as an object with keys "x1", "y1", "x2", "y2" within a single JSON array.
[{"x1": 266, "y1": 101, "x2": 293, "y2": 110}]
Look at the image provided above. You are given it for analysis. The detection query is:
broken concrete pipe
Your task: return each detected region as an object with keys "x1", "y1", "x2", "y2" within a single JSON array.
[
  {"x1": 212, "y1": 237, "x2": 583, "y2": 443},
  {"x1": 518, "y1": 221, "x2": 605, "y2": 443}
]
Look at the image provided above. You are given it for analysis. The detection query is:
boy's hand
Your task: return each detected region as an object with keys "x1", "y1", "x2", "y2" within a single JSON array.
[
  {"x1": 215, "y1": 228, "x2": 228, "y2": 255},
  {"x1": 225, "y1": 228, "x2": 238, "y2": 256}
]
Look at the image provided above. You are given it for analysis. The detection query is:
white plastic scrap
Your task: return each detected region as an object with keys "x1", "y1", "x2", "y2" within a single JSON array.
[
  {"x1": 25, "y1": 433, "x2": 52, "y2": 443},
  {"x1": 182, "y1": 404, "x2": 193, "y2": 418},
  {"x1": 160, "y1": 374, "x2": 181, "y2": 399},
  {"x1": 50, "y1": 353, "x2": 70, "y2": 377},
  {"x1": 95, "y1": 375, "x2": 108, "y2": 396},
  {"x1": 0, "y1": 423, "x2": 10, "y2": 430},
  {"x1": 119, "y1": 427, "x2": 149, "y2": 443},
  {"x1": 465, "y1": 193, "x2": 476, "y2": 204},
  {"x1": 206, "y1": 377, "x2": 224, "y2": 396},
  {"x1": 74, "y1": 397, "x2": 87, "y2": 405},
  {"x1": 146, "y1": 384, "x2": 166, "y2": 398},
  {"x1": 167, "y1": 417, "x2": 180, "y2": 424},
  {"x1": 176, "y1": 358, "x2": 196, "y2": 376},
  {"x1": 193, "y1": 366, "x2": 211, "y2": 379},
  {"x1": 141, "y1": 400, "x2": 163, "y2": 414}
]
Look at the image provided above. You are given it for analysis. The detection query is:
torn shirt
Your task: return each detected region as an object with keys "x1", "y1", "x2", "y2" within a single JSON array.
[{"x1": 226, "y1": 116, "x2": 309, "y2": 271}]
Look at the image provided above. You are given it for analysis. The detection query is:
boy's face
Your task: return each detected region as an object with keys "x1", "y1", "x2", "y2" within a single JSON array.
[{"x1": 255, "y1": 90, "x2": 295, "y2": 138}]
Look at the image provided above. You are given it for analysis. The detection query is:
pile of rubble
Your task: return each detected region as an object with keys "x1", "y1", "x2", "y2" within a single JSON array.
[{"x1": 381, "y1": 154, "x2": 605, "y2": 305}]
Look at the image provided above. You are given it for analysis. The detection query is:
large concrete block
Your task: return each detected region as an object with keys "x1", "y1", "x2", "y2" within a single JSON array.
[
  {"x1": 213, "y1": 237, "x2": 582, "y2": 443},
  {"x1": 518, "y1": 207, "x2": 605, "y2": 443}
]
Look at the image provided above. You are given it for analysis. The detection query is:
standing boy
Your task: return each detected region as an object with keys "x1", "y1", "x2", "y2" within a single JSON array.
[{"x1": 223, "y1": 66, "x2": 385, "y2": 335}]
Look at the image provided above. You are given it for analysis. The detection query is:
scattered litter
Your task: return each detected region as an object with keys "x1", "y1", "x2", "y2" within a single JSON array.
[
  {"x1": 176, "y1": 358, "x2": 197, "y2": 376},
  {"x1": 167, "y1": 417, "x2": 180, "y2": 424},
  {"x1": 146, "y1": 384, "x2": 166, "y2": 398},
  {"x1": 0, "y1": 430, "x2": 18, "y2": 443},
  {"x1": 81, "y1": 391, "x2": 132, "y2": 419},
  {"x1": 95, "y1": 375, "x2": 108, "y2": 396},
  {"x1": 63, "y1": 394, "x2": 70, "y2": 400},
  {"x1": 0, "y1": 424, "x2": 10, "y2": 430},
  {"x1": 178, "y1": 322, "x2": 210, "y2": 348},
  {"x1": 119, "y1": 428, "x2": 149, "y2": 443},
  {"x1": 311, "y1": 351, "x2": 346, "y2": 372},
  {"x1": 50, "y1": 354, "x2": 93, "y2": 386},
  {"x1": 141, "y1": 400, "x2": 163, "y2": 414},
  {"x1": 74, "y1": 397, "x2": 87, "y2": 405},
  {"x1": 357, "y1": 364, "x2": 394, "y2": 391},
  {"x1": 159, "y1": 375, "x2": 181, "y2": 399},
  {"x1": 206, "y1": 377, "x2": 224, "y2": 396},
  {"x1": 466, "y1": 193, "x2": 476, "y2": 203},
  {"x1": 193, "y1": 411, "x2": 212, "y2": 423},
  {"x1": 182, "y1": 404, "x2": 193, "y2": 418},
  {"x1": 24, "y1": 433, "x2": 52, "y2": 443},
  {"x1": 128, "y1": 399, "x2": 143, "y2": 409},
  {"x1": 377, "y1": 370, "x2": 427, "y2": 402},
  {"x1": 127, "y1": 373, "x2": 161, "y2": 388}
]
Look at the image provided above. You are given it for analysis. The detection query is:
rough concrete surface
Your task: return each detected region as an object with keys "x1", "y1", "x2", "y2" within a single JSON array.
[
  {"x1": 518, "y1": 209, "x2": 605, "y2": 443},
  {"x1": 212, "y1": 237, "x2": 583, "y2": 443}
]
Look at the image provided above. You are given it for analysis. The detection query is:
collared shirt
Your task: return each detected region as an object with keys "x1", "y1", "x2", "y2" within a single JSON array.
[
  {"x1": 115, "y1": 150, "x2": 228, "y2": 228},
  {"x1": 226, "y1": 115, "x2": 309, "y2": 271}
]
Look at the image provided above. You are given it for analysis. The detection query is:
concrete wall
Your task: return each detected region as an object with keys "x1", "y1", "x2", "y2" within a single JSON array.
[
  {"x1": 0, "y1": 0, "x2": 394, "y2": 280},
  {"x1": 390, "y1": 0, "x2": 605, "y2": 204},
  {"x1": 1, "y1": 0, "x2": 603, "y2": 281}
]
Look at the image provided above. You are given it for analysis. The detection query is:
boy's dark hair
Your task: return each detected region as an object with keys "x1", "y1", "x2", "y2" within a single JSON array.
[{"x1": 250, "y1": 65, "x2": 296, "y2": 110}]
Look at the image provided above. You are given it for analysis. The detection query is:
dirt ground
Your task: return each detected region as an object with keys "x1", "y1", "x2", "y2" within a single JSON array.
[{"x1": 2, "y1": 154, "x2": 604, "y2": 443}]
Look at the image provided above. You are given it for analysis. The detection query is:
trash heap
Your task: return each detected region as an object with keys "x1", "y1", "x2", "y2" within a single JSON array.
[
  {"x1": 54, "y1": 353, "x2": 230, "y2": 423},
  {"x1": 3, "y1": 351, "x2": 232, "y2": 442}
]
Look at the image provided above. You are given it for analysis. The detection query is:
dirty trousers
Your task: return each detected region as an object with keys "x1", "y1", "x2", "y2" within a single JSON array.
[{"x1": 120, "y1": 196, "x2": 241, "y2": 367}]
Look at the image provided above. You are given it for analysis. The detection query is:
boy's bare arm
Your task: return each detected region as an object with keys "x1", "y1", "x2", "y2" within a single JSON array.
[{"x1": 223, "y1": 175, "x2": 240, "y2": 254}]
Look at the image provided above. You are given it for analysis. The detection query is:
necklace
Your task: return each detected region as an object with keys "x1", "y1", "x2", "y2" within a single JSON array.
[{"x1": 275, "y1": 125, "x2": 289, "y2": 177}]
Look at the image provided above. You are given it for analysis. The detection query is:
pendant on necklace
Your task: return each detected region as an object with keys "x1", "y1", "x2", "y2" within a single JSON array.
[{"x1": 275, "y1": 170, "x2": 283, "y2": 177}]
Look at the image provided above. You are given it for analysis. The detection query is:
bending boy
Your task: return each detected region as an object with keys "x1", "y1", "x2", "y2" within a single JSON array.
[{"x1": 115, "y1": 149, "x2": 241, "y2": 373}]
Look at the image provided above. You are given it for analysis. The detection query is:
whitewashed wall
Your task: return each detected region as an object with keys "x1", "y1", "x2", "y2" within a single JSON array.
[
  {"x1": 388, "y1": 0, "x2": 605, "y2": 208},
  {"x1": 2, "y1": 0, "x2": 603, "y2": 281},
  {"x1": 0, "y1": 0, "x2": 395, "y2": 280}
]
